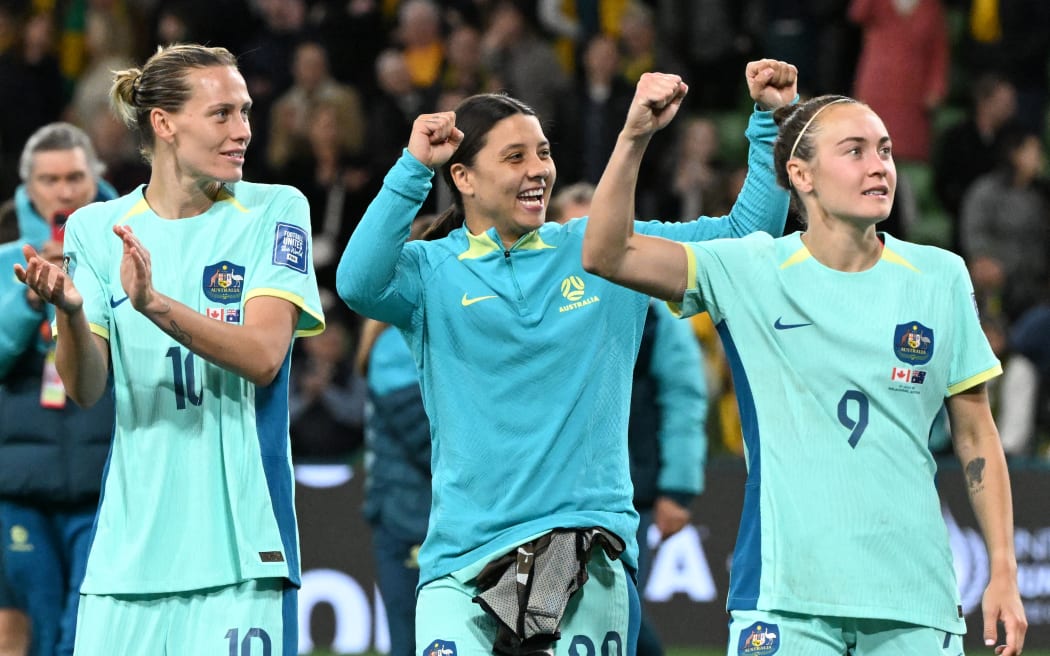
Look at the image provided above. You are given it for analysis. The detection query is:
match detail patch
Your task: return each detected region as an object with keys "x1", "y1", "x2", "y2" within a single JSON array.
[{"x1": 273, "y1": 222, "x2": 308, "y2": 273}]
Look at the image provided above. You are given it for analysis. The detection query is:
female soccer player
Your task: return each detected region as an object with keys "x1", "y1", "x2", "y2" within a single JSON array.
[
  {"x1": 337, "y1": 60, "x2": 796, "y2": 654},
  {"x1": 582, "y1": 94, "x2": 1028, "y2": 655},
  {"x1": 15, "y1": 44, "x2": 324, "y2": 654}
]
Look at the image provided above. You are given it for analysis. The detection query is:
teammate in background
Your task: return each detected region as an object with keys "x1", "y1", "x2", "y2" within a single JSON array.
[
  {"x1": 582, "y1": 93, "x2": 1027, "y2": 654},
  {"x1": 14, "y1": 44, "x2": 324, "y2": 654},
  {"x1": 548, "y1": 183, "x2": 707, "y2": 656},
  {"x1": 353, "y1": 215, "x2": 435, "y2": 656},
  {"x1": 337, "y1": 60, "x2": 795, "y2": 654},
  {"x1": 0, "y1": 123, "x2": 118, "y2": 656}
]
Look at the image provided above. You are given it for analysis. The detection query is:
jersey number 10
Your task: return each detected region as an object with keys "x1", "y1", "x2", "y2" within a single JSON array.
[{"x1": 166, "y1": 346, "x2": 203, "y2": 410}]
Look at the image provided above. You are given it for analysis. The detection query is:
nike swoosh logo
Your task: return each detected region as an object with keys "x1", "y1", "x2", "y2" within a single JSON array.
[
  {"x1": 773, "y1": 317, "x2": 812, "y2": 330},
  {"x1": 461, "y1": 293, "x2": 497, "y2": 306},
  {"x1": 109, "y1": 295, "x2": 129, "y2": 308}
]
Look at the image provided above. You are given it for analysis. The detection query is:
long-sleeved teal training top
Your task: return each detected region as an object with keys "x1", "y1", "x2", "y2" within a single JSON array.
[{"x1": 336, "y1": 109, "x2": 788, "y2": 588}]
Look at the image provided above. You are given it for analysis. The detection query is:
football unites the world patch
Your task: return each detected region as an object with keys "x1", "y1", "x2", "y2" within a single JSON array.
[
  {"x1": 893, "y1": 321, "x2": 934, "y2": 365},
  {"x1": 273, "y1": 222, "x2": 308, "y2": 273},
  {"x1": 202, "y1": 261, "x2": 245, "y2": 304},
  {"x1": 737, "y1": 621, "x2": 779, "y2": 655}
]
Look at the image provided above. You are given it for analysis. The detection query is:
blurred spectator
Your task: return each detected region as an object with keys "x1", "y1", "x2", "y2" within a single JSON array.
[
  {"x1": 849, "y1": 0, "x2": 949, "y2": 163},
  {"x1": 435, "y1": 23, "x2": 489, "y2": 98},
  {"x1": 65, "y1": 7, "x2": 134, "y2": 130},
  {"x1": 617, "y1": 1, "x2": 685, "y2": 85},
  {"x1": 552, "y1": 34, "x2": 634, "y2": 186},
  {"x1": 658, "y1": 115, "x2": 735, "y2": 219},
  {"x1": 238, "y1": 0, "x2": 314, "y2": 180},
  {"x1": 744, "y1": 0, "x2": 859, "y2": 99},
  {"x1": 366, "y1": 49, "x2": 436, "y2": 201},
  {"x1": 55, "y1": 0, "x2": 133, "y2": 93},
  {"x1": 963, "y1": 0, "x2": 1050, "y2": 134},
  {"x1": 998, "y1": 303, "x2": 1050, "y2": 459},
  {"x1": 931, "y1": 72, "x2": 1017, "y2": 254},
  {"x1": 480, "y1": 0, "x2": 568, "y2": 121},
  {"x1": 289, "y1": 301, "x2": 366, "y2": 461},
  {"x1": 960, "y1": 125, "x2": 1050, "y2": 323},
  {"x1": 267, "y1": 40, "x2": 366, "y2": 172},
  {"x1": 0, "y1": 121, "x2": 117, "y2": 656},
  {"x1": 657, "y1": 0, "x2": 746, "y2": 110},
  {"x1": 308, "y1": 0, "x2": 386, "y2": 98},
  {"x1": 279, "y1": 101, "x2": 379, "y2": 293},
  {"x1": 396, "y1": 0, "x2": 446, "y2": 90},
  {"x1": 144, "y1": 0, "x2": 254, "y2": 54},
  {"x1": 547, "y1": 181, "x2": 595, "y2": 224},
  {"x1": 0, "y1": 10, "x2": 64, "y2": 199},
  {"x1": 83, "y1": 112, "x2": 149, "y2": 194}
]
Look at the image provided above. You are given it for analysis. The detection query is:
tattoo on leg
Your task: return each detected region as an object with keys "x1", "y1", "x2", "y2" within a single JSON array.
[{"x1": 965, "y1": 457, "x2": 986, "y2": 495}]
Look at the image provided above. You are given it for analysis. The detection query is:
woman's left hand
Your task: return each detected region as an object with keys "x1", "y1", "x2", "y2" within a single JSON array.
[{"x1": 746, "y1": 59, "x2": 798, "y2": 111}]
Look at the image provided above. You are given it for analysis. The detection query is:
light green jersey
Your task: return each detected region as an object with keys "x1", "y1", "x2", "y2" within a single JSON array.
[
  {"x1": 675, "y1": 231, "x2": 999, "y2": 633},
  {"x1": 64, "y1": 183, "x2": 324, "y2": 594}
]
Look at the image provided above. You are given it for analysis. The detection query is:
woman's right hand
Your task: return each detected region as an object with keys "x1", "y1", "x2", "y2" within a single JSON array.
[
  {"x1": 407, "y1": 112, "x2": 464, "y2": 169},
  {"x1": 14, "y1": 243, "x2": 83, "y2": 314}
]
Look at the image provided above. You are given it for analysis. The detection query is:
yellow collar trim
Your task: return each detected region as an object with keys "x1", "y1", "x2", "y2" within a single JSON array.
[
  {"x1": 779, "y1": 242, "x2": 921, "y2": 273},
  {"x1": 457, "y1": 228, "x2": 554, "y2": 260},
  {"x1": 118, "y1": 186, "x2": 247, "y2": 225}
]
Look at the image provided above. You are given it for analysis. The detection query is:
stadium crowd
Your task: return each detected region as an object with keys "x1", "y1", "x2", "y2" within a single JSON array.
[{"x1": 2, "y1": 0, "x2": 1048, "y2": 464}]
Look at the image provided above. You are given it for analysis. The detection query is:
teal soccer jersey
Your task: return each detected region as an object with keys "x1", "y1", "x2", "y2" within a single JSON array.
[
  {"x1": 63, "y1": 183, "x2": 324, "y2": 595},
  {"x1": 337, "y1": 107, "x2": 788, "y2": 589},
  {"x1": 675, "y1": 231, "x2": 1000, "y2": 633}
]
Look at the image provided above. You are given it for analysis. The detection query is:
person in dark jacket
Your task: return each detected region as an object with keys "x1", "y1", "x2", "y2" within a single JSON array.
[
  {"x1": 0, "y1": 122, "x2": 117, "y2": 656},
  {"x1": 549, "y1": 186, "x2": 708, "y2": 656},
  {"x1": 352, "y1": 214, "x2": 434, "y2": 656}
]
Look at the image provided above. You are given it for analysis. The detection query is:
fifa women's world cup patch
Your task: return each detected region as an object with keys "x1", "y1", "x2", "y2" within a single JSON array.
[
  {"x1": 893, "y1": 321, "x2": 934, "y2": 365},
  {"x1": 737, "y1": 621, "x2": 779, "y2": 655},
  {"x1": 272, "y1": 222, "x2": 308, "y2": 273}
]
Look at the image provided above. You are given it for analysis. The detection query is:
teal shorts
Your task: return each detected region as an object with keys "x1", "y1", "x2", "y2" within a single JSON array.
[
  {"x1": 728, "y1": 610, "x2": 965, "y2": 656},
  {"x1": 74, "y1": 577, "x2": 296, "y2": 655},
  {"x1": 417, "y1": 548, "x2": 639, "y2": 656}
]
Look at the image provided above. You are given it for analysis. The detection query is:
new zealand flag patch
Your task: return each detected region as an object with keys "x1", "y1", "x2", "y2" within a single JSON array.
[
  {"x1": 273, "y1": 222, "x2": 308, "y2": 273},
  {"x1": 893, "y1": 321, "x2": 934, "y2": 365}
]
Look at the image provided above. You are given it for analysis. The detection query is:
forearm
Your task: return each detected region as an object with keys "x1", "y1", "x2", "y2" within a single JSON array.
[
  {"x1": 138, "y1": 294, "x2": 295, "y2": 387},
  {"x1": 336, "y1": 151, "x2": 427, "y2": 323},
  {"x1": 582, "y1": 131, "x2": 650, "y2": 277},
  {"x1": 959, "y1": 438, "x2": 1018, "y2": 576},
  {"x1": 55, "y1": 306, "x2": 109, "y2": 406}
]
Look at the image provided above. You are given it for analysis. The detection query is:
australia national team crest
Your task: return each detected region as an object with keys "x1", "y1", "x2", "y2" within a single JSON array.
[
  {"x1": 273, "y1": 222, "x2": 308, "y2": 273},
  {"x1": 893, "y1": 321, "x2": 934, "y2": 365},
  {"x1": 738, "y1": 622, "x2": 779, "y2": 655},
  {"x1": 203, "y1": 261, "x2": 245, "y2": 304},
  {"x1": 423, "y1": 640, "x2": 456, "y2": 656}
]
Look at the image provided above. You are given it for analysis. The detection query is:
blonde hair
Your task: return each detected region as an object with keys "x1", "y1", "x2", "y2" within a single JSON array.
[{"x1": 110, "y1": 43, "x2": 239, "y2": 162}]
